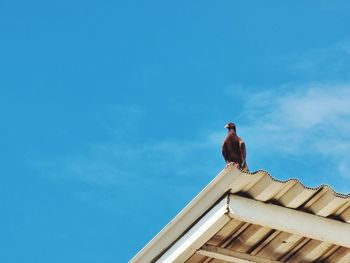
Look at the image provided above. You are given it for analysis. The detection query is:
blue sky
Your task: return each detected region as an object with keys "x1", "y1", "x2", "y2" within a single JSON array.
[{"x1": 1, "y1": 1, "x2": 350, "y2": 262}]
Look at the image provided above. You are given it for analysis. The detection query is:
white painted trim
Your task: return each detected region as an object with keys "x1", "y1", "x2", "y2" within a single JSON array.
[
  {"x1": 156, "y1": 197, "x2": 230, "y2": 263},
  {"x1": 129, "y1": 165, "x2": 241, "y2": 263},
  {"x1": 197, "y1": 245, "x2": 281, "y2": 263},
  {"x1": 228, "y1": 195, "x2": 350, "y2": 248}
]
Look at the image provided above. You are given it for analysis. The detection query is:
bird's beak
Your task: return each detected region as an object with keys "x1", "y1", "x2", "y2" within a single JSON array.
[{"x1": 224, "y1": 124, "x2": 229, "y2": 129}]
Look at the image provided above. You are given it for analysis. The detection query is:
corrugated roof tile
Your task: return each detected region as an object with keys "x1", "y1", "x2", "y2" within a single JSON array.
[{"x1": 131, "y1": 166, "x2": 350, "y2": 263}]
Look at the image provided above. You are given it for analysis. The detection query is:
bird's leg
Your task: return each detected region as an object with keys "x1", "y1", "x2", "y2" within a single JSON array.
[{"x1": 225, "y1": 162, "x2": 239, "y2": 169}]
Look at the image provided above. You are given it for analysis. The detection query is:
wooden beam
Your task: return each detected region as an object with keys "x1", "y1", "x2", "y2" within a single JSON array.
[
  {"x1": 228, "y1": 195, "x2": 350, "y2": 248},
  {"x1": 197, "y1": 245, "x2": 281, "y2": 263}
]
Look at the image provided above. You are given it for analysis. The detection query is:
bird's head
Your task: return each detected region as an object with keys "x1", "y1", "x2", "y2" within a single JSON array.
[{"x1": 225, "y1": 122, "x2": 236, "y2": 132}]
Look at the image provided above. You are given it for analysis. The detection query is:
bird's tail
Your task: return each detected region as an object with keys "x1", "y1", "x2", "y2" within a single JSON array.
[{"x1": 240, "y1": 161, "x2": 249, "y2": 173}]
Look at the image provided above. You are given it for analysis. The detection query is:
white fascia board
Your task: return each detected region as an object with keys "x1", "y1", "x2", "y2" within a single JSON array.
[
  {"x1": 129, "y1": 165, "x2": 242, "y2": 263},
  {"x1": 156, "y1": 197, "x2": 230, "y2": 263},
  {"x1": 228, "y1": 194, "x2": 350, "y2": 248}
]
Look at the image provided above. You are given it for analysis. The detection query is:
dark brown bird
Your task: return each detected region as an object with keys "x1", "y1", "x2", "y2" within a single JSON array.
[{"x1": 222, "y1": 122, "x2": 249, "y2": 172}]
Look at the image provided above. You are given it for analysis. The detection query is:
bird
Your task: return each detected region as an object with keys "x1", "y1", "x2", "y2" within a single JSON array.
[{"x1": 222, "y1": 122, "x2": 249, "y2": 172}]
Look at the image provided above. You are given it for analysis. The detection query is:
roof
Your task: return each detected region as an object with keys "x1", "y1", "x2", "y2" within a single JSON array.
[{"x1": 130, "y1": 165, "x2": 350, "y2": 263}]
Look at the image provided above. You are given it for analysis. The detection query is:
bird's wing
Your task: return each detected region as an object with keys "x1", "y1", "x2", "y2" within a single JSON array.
[
  {"x1": 222, "y1": 140, "x2": 229, "y2": 161},
  {"x1": 239, "y1": 140, "x2": 246, "y2": 163}
]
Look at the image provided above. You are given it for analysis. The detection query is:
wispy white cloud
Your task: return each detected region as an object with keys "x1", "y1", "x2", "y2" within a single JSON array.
[
  {"x1": 238, "y1": 83, "x2": 350, "y2": 180},
  {"x1": 33, "y1": 40, "x2": 350, "y2": 202},
  {"x1": 33, "y1": 104, "x2": 225, "y2": 192},
  {"x1": 32, "y1": 105, "x2": 228, "y2": 213},
  {"x1": 288, "y1": 41, "x2": 350, "y2": 78},
  {"x1": 35, "y1": 82, "x2": 350, "y2": 196}
]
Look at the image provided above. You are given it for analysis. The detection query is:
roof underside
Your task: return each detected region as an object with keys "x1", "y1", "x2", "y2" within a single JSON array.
[
  {"x1": 187, "y1": 218, "x2": 350, "y2": 263},
  {"x1": 130, "y1": 166, "x2": 350, "y2": 263}
]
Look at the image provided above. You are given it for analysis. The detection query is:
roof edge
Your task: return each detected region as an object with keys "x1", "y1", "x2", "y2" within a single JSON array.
[
  {"x1": 129, "y1": 165, "x2": 239, "y2": 263},
  {"x1": 130, "y1": 165, "x2": 350, "y2": 262}
]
